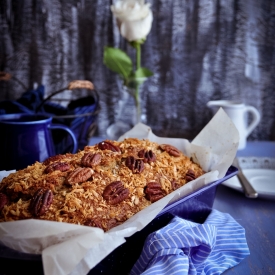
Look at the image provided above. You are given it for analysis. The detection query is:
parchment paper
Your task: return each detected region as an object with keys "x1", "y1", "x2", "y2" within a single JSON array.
[{"x1": 0, "y1": 108, "x2": 239, "y2": 275}]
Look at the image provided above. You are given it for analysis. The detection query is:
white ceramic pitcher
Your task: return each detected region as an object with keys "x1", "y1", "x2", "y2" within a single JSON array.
[{"x1": 207, "y1": 100, "x2": 261, "y2": 150}]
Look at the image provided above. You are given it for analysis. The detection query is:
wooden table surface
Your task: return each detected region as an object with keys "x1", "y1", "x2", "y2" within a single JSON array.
[{"x1": 213, "y1": 141, "x2": 275, "y2": 275}]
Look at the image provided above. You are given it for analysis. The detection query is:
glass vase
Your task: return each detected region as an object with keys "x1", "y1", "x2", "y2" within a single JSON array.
[{"x1": 106, "y1": 84, "x2": 143, "y2": 140}]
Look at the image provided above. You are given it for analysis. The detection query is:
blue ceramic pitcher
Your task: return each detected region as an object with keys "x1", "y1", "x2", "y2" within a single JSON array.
[{"x1": 0, "y1": 113, "x2": 78, "y2": 171}]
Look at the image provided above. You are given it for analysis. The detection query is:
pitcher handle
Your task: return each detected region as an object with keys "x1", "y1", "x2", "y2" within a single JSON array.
[
  {"x1": 49, "y1": 125, "x2": 78, "y2": 154},
  {"x1": 244, "y1": 106, "x2": 261, "y2": 137}
]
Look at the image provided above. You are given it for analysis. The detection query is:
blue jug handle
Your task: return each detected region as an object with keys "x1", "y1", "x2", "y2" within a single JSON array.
[{"x1": 49, "y1": 125, "x2": 78, "y2": 154}]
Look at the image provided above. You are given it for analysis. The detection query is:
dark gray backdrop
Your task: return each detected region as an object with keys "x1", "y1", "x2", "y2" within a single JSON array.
[{"x1": 1, "y1": 0, "x2": 275, "y2": 141}]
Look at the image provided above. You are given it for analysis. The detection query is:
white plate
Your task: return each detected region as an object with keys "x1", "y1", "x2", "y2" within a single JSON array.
[{"x1": 222, "y1": 157, "x2": 275, "y2": 200}]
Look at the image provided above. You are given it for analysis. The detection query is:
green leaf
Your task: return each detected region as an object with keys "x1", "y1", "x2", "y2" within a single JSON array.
[
  {"x1": 129, "y1": 38, "x2": 146, "y2": 48},
  {"x1": 103, "y1": 47, "x2": 133, "y2": 79},
  {"x1": 125, "y1": 67, "x2": 154, "y2": 88},
  {"x1": 134, "y1": 67, "x2": 154, "y2": 78}
]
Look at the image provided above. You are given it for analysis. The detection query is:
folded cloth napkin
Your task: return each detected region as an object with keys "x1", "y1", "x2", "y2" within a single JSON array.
[
  {"x1": 131, "y1": 209, "x2": 250, "y2": 275},
  {"x1": 0, "y1": 85, "x2": 45, "y2": 115}
]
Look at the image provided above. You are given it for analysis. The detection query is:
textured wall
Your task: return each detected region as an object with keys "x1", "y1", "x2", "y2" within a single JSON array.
[{"x1": 1, "y1": 0, "x2": 275, "y2": 141}]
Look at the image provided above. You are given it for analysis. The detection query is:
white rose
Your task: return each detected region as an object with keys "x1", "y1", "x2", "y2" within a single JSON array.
[{"x1": 111, "y1": 0, "x2": 153, "y2": 42}]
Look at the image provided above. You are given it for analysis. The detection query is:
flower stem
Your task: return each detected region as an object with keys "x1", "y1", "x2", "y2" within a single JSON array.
[
  {"x1": 134, "y1": 85, "x2": 140, "y2": 123},
  {"x1": 136, "y1": 43, "x2": 141, "y2": 70},
  {"x1": 135, "y1": 43, "x2": 141, "y2": 123}
]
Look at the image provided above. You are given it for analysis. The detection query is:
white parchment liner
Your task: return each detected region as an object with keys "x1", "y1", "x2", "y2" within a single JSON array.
[{"x1": 0, "y1": 108, "x2": 239, "y2": 275}]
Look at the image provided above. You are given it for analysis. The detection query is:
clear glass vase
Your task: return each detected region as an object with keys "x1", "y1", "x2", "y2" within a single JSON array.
[{"x1": 106, "y1": 84, "x2": 143, "y2": 140}]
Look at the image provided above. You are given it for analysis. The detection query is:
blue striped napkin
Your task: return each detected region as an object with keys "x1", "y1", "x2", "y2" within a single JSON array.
[{"x1": 131, "y1": 209, "x2": 249, "y2": 275}]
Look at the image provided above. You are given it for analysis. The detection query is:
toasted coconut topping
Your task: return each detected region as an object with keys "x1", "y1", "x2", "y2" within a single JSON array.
[{"x1": 0, "y1": 138, "x2": 204, "y2": 231}]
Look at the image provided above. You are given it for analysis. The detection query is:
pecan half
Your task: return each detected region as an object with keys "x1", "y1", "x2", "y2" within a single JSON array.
[
  {"x1": 159, "y1": 144, "x2": 181, "y2": 157},
  {"x1": 81, "y1": 152, "x2": 101, "y2": 167},
  {"x1": 138, "y1": 149, "x2": 156, "y2": 163},
  {"x1": 84, "y1": 218, "x2": 103, "y2": 229},
  {"x1": 185, "y1": 169, "x2": 196, "y2": 182},
  {"x1": 29, "y1": 189, "x2": 53, "y2": 217},
  {"x1": 107, "y1": 218, "x2": 122, "y2": 230},
  {"x1": 103, "y1": 181, "x2": 130, "y2": 205},
  {"x1": 44, "y1": 162, "x2": 71, "y2": 174},
  {"x1": 43, "y1": 154, "x2": 69, "y2": 166},
  {"x1": 125, "y1": 156, "x2": 145, "y2": 173},
  {"x1": 171, "y1": 179, "x2": 180, "y2": 191},
  {"x1": 144, "y1": 182, "x2": 166, "y2": 203},
  {"x1": 98, "y1": 141, "x2": 121, "y2": 153},
  {"x1": 66, "y1": 167, "x2": 94, "y2": 185},
  {"x1": 0, "y1": 193, "x2": 9, "y2": 211}
]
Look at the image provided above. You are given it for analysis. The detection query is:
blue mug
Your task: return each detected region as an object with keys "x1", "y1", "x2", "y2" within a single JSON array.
[{"x1": 0, "y1": 113, "x2": 78, "y2": 171}]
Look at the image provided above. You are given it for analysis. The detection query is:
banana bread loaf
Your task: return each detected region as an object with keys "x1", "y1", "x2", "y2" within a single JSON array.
[{"x1": 0, "y1": 138, "x2": 204, "y2": 231}]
